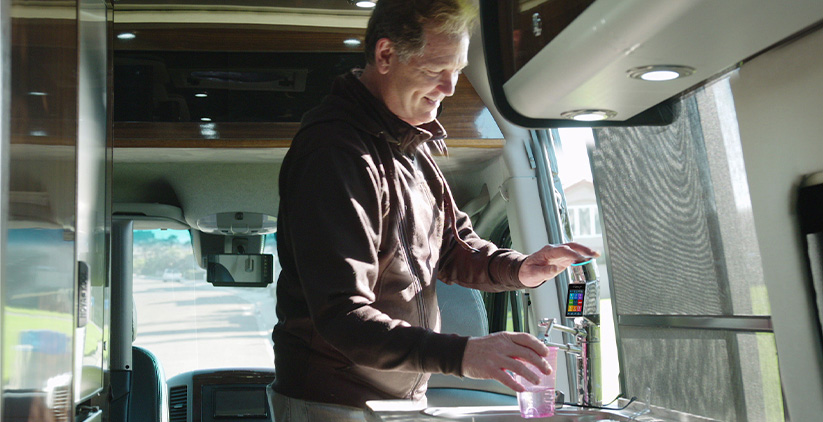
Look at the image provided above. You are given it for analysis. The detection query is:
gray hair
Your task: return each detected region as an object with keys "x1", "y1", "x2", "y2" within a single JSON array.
[{"x1": 364, "y1": 0, "x2": 478, "y2": 64}]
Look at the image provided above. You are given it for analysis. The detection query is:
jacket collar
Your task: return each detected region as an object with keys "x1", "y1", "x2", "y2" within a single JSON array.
[{"x1": 331, "y1": 70, "x2": 448, "y2": 155}]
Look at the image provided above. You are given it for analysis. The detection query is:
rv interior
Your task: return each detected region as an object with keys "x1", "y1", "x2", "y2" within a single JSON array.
[{"x1": 2, "y1": 0, "x2": 823, "y2": 422}]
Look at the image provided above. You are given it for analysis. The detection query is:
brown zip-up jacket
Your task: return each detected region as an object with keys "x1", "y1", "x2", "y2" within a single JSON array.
[{"x1": 271, "y1": 71, "x2": 528, "y2": 408}]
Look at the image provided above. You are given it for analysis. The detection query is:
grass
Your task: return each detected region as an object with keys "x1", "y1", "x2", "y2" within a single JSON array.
[{"x1": 2, "y1": 307, "x2": 76, "y2": 384}]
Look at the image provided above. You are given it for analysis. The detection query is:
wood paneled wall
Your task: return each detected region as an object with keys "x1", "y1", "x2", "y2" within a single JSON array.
[{"x1": 112, "y1": 24, "x2": 501, "y2": 148}]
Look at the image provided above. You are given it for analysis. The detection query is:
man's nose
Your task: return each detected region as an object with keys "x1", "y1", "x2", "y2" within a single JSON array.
[{"x1": 438, "y1": 71, "x2": 458, "y2": 97}]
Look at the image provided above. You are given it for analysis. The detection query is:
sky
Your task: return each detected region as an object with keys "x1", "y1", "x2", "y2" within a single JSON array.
[{"x1": 556, "y1": 128, "x2": 595, "y2": 187}]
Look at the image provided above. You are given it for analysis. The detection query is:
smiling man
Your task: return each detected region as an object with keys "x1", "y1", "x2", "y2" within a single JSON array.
[
  {"x1": 269, "y1": 1, "x2": 599, "y2": 421},
  {"x1": 360, "y1": 25, "x2": 468, "y2": 127}
]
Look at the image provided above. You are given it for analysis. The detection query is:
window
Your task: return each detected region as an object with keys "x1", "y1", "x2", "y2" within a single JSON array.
[
  {"x1": 131, "y1": 229, "x2": 279, "y2": 379},
  {"x1": 589, "y1": 76, "x2": 782, "y2": 421},
  {"x1": 568, "y1": 205, "x2": 600, "y2": 237},
  {"x1": 482, "y1": 223, "x2": 527, "y2": 334},
  {"x1": 552, "y1": 127, "x2": 619, "y2": 403}
]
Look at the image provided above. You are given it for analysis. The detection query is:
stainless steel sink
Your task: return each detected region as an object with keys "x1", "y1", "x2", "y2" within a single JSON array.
[
  {"x1": 367, "y1": 399, "x2": 715, "y2": 422},
  {"x1": 421, "y1": 405, "x2": 631, "y2": 421}
]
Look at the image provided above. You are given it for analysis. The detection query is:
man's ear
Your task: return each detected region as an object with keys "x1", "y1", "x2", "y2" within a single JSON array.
[{"x1": 374, "y1": 38, "x2": 395, "y2": 74}]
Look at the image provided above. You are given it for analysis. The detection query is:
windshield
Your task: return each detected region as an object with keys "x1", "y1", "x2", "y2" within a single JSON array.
[{"x1": 132, "y1": 229, "x2": 278, "y2": 379}]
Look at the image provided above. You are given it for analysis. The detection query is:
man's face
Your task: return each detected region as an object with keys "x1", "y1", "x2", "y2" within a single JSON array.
[{"x1": 382, "y1": 29, "x2": 470, "y2": 127}]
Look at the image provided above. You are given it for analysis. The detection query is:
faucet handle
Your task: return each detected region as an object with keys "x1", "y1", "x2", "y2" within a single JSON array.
[
  {"x1": 538, "y1": 317, "x2": 554, "y2": 326},
  {"x1": 538, "y1": 318, "x2": 555, "y2": 338}
]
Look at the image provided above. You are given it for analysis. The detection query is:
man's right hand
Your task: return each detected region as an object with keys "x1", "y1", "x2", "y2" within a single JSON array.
[{"x1": 461, "y1": 331, "x2": 552, "y2": 392}]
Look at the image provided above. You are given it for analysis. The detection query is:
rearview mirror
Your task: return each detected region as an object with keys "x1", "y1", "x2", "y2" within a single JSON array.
[{"x1": 206, "y1": 254, "x2": 274, "y2": 287}]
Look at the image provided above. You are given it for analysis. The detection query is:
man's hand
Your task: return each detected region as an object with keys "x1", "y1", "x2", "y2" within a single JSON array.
[
  {"x1": 519, "y1": 243, "x2": 600, "y2": 287},
  {"x1": 461, "y1": 332, "x2": 552, "y2": 392}
]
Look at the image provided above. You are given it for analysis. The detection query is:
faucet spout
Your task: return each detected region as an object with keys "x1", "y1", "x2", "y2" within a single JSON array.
[
  {"x1": 540, "y1": 318, "x2": 584, "y2": 354},
  {"x1": 539, "y1": 316, "x2": 601, "y2": 407}
]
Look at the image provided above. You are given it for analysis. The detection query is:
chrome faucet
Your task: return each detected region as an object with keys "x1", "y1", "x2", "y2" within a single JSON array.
[
  {"x1": 540, "y1": 317, "x2": 601, "y2": 407},
  {"x1": 539, "y1": 259, "x2": 602, "y2": 407}
]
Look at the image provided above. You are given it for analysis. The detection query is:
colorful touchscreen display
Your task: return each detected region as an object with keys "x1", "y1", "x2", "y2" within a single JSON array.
[{"x1": 566, "y1": 284, "x2": 586, "y2": 317}]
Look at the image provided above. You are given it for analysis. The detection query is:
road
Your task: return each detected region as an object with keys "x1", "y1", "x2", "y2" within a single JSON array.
[{"x1": 132, "y1": 275, "x2": 278, "y2": 379}]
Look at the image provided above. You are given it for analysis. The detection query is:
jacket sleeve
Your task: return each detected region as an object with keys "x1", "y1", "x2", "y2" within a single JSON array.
[
  {"x1": 437, "y1": 205, "x2": 530, "y2": 293},
  {"x1": 281, "y1": 138, "x2": 467, "y2": 376}
]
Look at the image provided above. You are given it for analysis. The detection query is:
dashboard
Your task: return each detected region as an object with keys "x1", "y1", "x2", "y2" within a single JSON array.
[{"x1": 167, "y1": 368, "x2": 275, "y2": 422}]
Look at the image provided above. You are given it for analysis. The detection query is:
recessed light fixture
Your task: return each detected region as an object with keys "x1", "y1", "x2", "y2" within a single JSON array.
[
  {"x1": 195, "y1": 93, "x2": 208, "y2": 98},
  {"x1": 351, "y1": 1, "x2": 376, "y2": 8},
  {"x1": 561, "y1": 109, "x2": 617, "y2": 122},
  {"x1": 343, "y1": 38, "x2": 362, "y2": 47},
  {"x1": 117, "y1": 32, "x2": 136, "y2": 40},
  {"x1": 627, "y1": 65, "x2": 695, "y2": 81},
  {"x1": 200, "y1": 117, "x2": 212, "y2": 122}
]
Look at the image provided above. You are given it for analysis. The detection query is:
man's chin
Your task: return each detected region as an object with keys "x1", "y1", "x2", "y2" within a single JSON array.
[
  {"x1": 404, "y1": 114, "x2": 437, "y2": 127},
  {"x1": 421, "y1": 110, "x2": 440, "y2": 125}
]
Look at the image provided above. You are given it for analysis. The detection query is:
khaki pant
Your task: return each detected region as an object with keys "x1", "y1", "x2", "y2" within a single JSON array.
[{"x1": 266, "y1": 384, "x2": 367, "y2": 422}]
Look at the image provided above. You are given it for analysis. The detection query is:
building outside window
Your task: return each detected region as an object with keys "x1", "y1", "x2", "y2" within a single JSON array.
[{"x1": 568, "y1": 204, "x2": 601, "y2": 238}]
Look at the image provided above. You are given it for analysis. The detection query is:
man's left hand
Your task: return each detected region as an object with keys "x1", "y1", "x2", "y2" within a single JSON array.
[{"x1": 519, "y1": 243, "x2": 600, "y2": 287}]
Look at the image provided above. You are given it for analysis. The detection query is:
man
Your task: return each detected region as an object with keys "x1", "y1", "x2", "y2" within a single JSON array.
[{"x1": 269, "y1": 0, "x2": 599, "y2": 420}]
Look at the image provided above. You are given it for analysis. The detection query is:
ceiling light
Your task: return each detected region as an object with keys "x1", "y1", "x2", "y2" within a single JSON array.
[
  {"x1": 200, "y1": 117, "x2": 212, "y2": 122},
  {"x1": 343, "y1": 38, "x2": 362, "y2": 47},
  {"x1": 561, "y1": 109, "x2": 617, "y2": 122},
  {"x1": 627, "y1": 65, "x2": 695, "y2": 81},
  {"x1": 351, "y1": 1, "x2": 376, "y2": 8},
  {"x1": 28, "y1": 91, "x2": 48, "y2": 96},
  {"x1": 195, "y1": 93, "x2": 208, "y2": 98},
  {"x1": 117, "y1": 32, "x2": 136, "y2": 40}
]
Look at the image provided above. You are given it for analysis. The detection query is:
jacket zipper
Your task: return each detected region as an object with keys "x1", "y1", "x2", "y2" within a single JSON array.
[
  {"x1": 381, "y1": 135, "x2": 428, "y2": 398},
  {"x1": 395, "y1": 212, "x2": 426, "y2": 327},
  {"x1": 393, "y1": 175, "x2": 428, "y2": 398}
]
